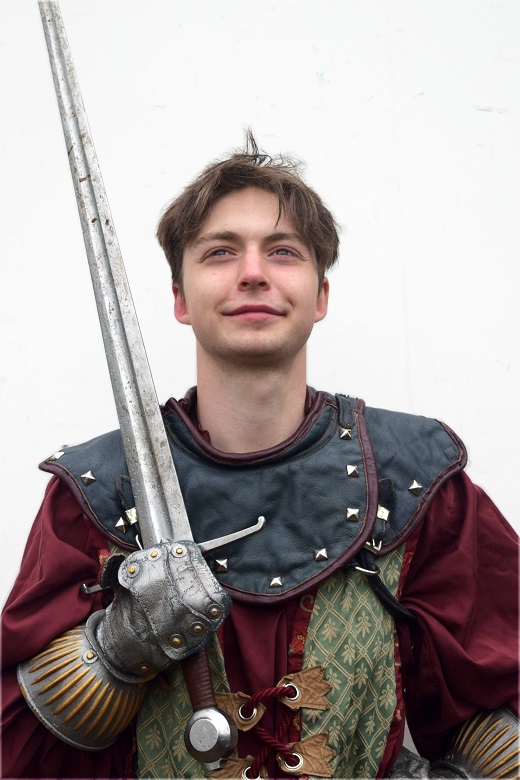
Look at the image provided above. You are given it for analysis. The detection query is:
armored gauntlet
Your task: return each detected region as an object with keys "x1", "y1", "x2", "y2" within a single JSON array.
[
  {"x1": 18, "y1": 540, "x2": 231, "y2": 749},
  {"x1": 89, "y1": 539, "x2": 232, "y2": 678}
]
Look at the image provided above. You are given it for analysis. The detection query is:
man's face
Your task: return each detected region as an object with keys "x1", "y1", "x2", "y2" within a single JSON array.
[{"x1": 174, "y1": 187, "x2": 329, "y2": 370}]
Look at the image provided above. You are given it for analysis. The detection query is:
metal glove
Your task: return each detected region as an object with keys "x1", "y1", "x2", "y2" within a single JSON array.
[{"x1": 86, "y1": 539, "x2": 231, "y2": 680}]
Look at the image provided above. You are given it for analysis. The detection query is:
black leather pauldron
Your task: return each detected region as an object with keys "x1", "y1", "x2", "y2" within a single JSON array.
[{"x1": 40, "y1": 391, "x2": 466, "y2": 604}]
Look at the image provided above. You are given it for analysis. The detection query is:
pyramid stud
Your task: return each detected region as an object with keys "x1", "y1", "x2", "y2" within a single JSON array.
[
  {"x1": 80, "y1": 470, "x2": 96, "y2": 486},
  {"x1": 346, "y1": 507, "x2": 360, "y2": 521},
  {"x1": 125, "y1": 507, "x2": 138, "y2": 525},
  {"x1": 346, "y1": 464, "x2": 359, "y2": 478},
  {"x1": 339, "y1": 427, "x2": 352, "y2": 440},
  {"x1": 115, "y1": 517, "x2": 128, "y2": 533},
  {"x1": 49, "y1": 449, "x2": 65, "y2": 461},
  {"x1": 314, "y1": 548, "x2": 328, "y2": 562},
  {"x1": 215, "y1": 559, "x2": 229, "y2": 573},
  {"x1": 269, "y1": 576, "x2": 283, "y2": 588},
  {"x1": 408, "y1": 480, "x2": 423, "y2": 497},
  {"x1": 377, "y1": 504, "x2": 390, "y2": 521}
]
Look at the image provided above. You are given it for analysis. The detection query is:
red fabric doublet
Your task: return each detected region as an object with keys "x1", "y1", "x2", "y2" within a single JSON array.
[{"x1": 1, "y1": 469, "x2": 518, "y2": 777}]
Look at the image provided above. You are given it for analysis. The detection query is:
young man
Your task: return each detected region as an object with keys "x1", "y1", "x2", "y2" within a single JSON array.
[{"x1": 1, "y1": 139, "x2": 518, "y2": 779}]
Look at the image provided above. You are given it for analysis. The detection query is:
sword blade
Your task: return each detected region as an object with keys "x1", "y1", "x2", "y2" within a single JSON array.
[{"x1": 39, "y1": 1, "x2": 192, "y2": 548}]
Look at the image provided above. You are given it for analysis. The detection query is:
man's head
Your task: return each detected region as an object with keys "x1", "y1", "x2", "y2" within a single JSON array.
[{"x1": 157, "y1": 132, "x2": 339, "y2": 294}]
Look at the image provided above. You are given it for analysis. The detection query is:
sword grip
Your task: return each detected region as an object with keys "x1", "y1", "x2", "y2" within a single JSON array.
[
  {"x1": 182, "y1": 649, "x2": 238, "y2": 765},
  {"x1": 182, "y1": 649, "x2": 216, "y2": 710}
]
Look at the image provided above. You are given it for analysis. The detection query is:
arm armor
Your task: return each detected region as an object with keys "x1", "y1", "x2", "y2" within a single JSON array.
[
  {"x1": 390, "y1": 709, "x2": 519, "y2": 779},
  {"x1": 434, "y1": 708, "x2": 519, "y2": 778},
  {"x1": 17, "y1": 625, "x2": 148, "y2": 751},
  {"x1": 16, "y1": 540, "x2": 231, "y2": 750},
  {"x1": 92, "y1": 539, "x2": 231, "y2": 677}
]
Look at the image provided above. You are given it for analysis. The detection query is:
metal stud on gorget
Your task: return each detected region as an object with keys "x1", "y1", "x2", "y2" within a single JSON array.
[
  {"x1": 215, "y1": 559, "x2": 229, "y2": 573},
  {"x1": 125, "y1": 507, "x2": 138, "y2": 525},
  {"x1": 377, "y1": 505, "x2": 390, "y2": 521},
  {"x1": 49, "y1": 449, "x2": 65, "y2": 461},
  {"x1": 80, "y1": 470, "x2": 96, "y2": 486},
  {"x1": 346, "y1": 464, "x2": 359, "y2": 478},
  {"x1": 115, "y1": 516, "x2": 128, "y2": 533},
  {"x1": 269, "y1": 576, "x2": 283, "y2": 588},
  {"x1": 346, "y1": 507, "x2": 360, "y2": 521},
  {"x1": 408, "y1": 480, "x2": 423, "y2": 496},
  {"x1": 339, "y1": 427, "x2": 352, "y2": 440},
  {"x1": 314, "y1": 548, "x2": 328, "y2": 562}
]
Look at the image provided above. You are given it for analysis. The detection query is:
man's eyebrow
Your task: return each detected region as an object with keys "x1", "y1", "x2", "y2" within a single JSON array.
[
  {"x1": 192, "y1": 230, "x2": 309, "y2": 247},
  {"x1": 191, "y1": 231, "x2": 239, "y2": 246},
  {"x1": 267, "y1": 231, "x2": 307, "y2": 244}
]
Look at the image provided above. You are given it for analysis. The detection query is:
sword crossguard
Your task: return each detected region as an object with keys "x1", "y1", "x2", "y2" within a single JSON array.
[{"x1": 198, "y1": 515, "x2": 265, "y2": 555}]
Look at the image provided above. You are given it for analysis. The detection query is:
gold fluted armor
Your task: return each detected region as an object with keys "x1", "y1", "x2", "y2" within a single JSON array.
[
  {"x1": 437, "y1": 708, "x2": 519, "y2": 778},
  {"x1": 17, "y1": 626, "x2": 148, "y2": 750}
]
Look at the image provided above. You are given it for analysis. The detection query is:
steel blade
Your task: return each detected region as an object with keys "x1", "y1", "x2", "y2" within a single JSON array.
[{"x1": 39, "y1": 1, "x2": 192, "y2": 547}]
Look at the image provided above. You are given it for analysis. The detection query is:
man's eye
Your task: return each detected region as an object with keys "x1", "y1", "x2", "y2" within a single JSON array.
[
  {"x1": 273, "y1": 247, "x2": 294, "y2": 256},
  {"x1": 205, "y1": 248, "x2": 230, "y2": 259}
]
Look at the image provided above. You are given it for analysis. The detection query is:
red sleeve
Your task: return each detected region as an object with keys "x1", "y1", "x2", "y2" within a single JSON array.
[
  {"x1": 1, "y1": 478, "x2": 135, "y2": 778},
  {"x1": 397, "y1": 471, "x2": 519, "y2": 761}
]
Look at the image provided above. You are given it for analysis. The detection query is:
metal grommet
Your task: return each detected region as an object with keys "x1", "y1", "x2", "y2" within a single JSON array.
[
  {"x1": 173, "y1": 545, "x2": 186, "y2": 557},
  {"x1": 237, "y1": 703, "x2": 258, "y2": 723},
  {"x1": 208, "y1": 605, "x2": 221, "y2": 619},
  {"x1": 242, "y1": 767, "x2": 260, "y2": 780},
  {"x1": 282, "y1": 683, "x2": 301, "y2": 703},
  {"x1": 149, "y1": 548, "x2": 161, "y2": 560},
  {"x1": 82, "y1": 650, "x2": 97, "y2": 664},
  {"x1": 127, "y1": 563, "x2": 139, "y2": 577},
  {"x1": 278, "y1": 752, "x2": 304, "y2": 772},
  {"x1": 190, "y1": 622, "x2": 205, "y2": 635}
]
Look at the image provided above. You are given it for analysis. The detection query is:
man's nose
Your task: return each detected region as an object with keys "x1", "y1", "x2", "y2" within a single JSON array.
[{"x1": 237, "y1": 248, "x2": 270, "y2": 289}]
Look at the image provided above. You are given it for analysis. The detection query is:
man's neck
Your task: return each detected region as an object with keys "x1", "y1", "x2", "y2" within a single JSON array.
[{"x1": 195, "y1": 355, "x2": 309, "y2": 453}]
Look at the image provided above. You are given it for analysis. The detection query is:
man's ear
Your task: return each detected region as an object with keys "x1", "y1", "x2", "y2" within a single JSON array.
[
  {"x1": 314, "y1": 277, "x2": 329, "y2": 323},
  {"x1": 173, "y1": 283, "x2": 191, "y2": 325}
]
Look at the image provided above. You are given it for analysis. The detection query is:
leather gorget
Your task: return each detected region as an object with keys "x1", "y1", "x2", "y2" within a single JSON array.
[{"x1": 40, "y1": 390, "x2": 466, "y2": 604}]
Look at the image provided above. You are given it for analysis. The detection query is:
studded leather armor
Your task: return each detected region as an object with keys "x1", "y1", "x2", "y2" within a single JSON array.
[{"x1": 40, "y1": 391, "x2": 466, "y2": 602}]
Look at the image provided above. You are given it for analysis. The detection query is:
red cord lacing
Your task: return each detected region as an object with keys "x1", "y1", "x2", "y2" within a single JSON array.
[{"x1": 241, "y1": 685, "x2": 301, "y2": 779}]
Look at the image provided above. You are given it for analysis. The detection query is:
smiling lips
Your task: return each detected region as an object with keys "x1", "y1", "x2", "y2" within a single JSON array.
[{"x1": 224, "y1": 304, "x2": 285, "y2": 320}]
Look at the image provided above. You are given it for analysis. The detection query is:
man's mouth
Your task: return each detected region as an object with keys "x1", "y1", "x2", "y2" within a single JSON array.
[{"x1": 224, "y1": 304, "x2": 284, "y2": 319}]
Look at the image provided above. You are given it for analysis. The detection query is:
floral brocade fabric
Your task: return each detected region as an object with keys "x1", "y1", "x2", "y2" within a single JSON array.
[
  {"x1": 300, "y1": 552, "x2": 402, "y2": 778},
  {"x1": 136, "y1": 547, "x2": 403, "y2": 779}
]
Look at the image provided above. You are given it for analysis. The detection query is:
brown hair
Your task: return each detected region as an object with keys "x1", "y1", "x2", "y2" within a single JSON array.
[{"x1": 156, "y1": 132, "x2": 339, "y2": 291}]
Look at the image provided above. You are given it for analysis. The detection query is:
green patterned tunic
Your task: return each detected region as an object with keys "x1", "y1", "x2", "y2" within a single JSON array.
[{"x1": 136, "y1": 547, "x2": 404, "y2": 779}]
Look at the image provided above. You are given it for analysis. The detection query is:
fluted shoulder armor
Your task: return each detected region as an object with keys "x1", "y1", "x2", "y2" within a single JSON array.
[{"x1": 40, "y1": 392, "x2": 466, "y2": 603}]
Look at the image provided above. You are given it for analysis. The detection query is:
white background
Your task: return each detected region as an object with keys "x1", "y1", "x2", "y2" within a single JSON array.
[{"x1": 1, "y1": 0, "x2": 519, "y2": 609}]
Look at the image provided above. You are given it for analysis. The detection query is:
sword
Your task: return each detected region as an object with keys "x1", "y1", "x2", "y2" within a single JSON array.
[{"x1": 38, "y1": 2, "x2": 261, "y2": 767}]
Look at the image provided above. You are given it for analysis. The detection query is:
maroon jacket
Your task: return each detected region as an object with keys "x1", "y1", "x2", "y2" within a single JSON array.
[{"x1": 2, "y1": 471, "x2": 518, "y2": 778}]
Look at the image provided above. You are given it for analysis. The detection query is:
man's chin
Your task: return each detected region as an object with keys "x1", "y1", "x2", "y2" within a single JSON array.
[{"x1": 214, "y1": 343, "x2": 299, "y2": 371}]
